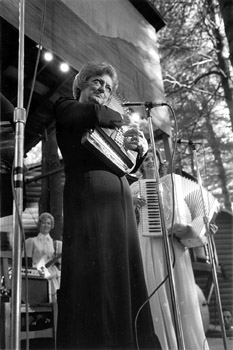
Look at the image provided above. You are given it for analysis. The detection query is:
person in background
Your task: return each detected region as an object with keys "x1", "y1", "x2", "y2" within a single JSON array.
[
  {"x1": 54, "y1": 61, "x2": 161, "y2": 350},
  {"x1": 223, "y1": 309, "x2": 233, "y2": 335},
  {"x1": 24, "y1": 212, "x2": 62, "y2": 302},
  {"x1": 131, "y1": 149, "x2": 210, "y2": 350}
]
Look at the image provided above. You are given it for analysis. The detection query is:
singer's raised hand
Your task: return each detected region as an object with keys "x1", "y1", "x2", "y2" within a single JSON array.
[
  {"x1": 123, "y1": 125, "x2": 148, "y2": 155},
  {"x1": 121, "y1": 113, "x2": 132, "y2": 126}
]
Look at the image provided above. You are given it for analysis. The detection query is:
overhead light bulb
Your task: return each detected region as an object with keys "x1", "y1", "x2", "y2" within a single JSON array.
[
  {"x1": 60, "y1": 62, "x2": 69, "y2": 72},
  {"x1": 44, "y1": 51, "x2": 53, "y2": 62}
]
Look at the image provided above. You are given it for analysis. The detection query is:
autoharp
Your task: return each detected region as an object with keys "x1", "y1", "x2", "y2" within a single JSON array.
[
  {"x1": 81, "y1": 125, "x2": 137, "y2": 176},
  {"x1": 138, "y1": 174, "x2": 220, "y2": 248}
]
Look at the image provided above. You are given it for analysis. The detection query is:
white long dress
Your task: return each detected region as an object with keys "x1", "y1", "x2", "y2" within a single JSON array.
[
  {"x1": 131, "y1": 181, "x2": 210, "y2": 350},
  {"x1": 25, "y1": 233, "x2": 62, "y2": 302}
]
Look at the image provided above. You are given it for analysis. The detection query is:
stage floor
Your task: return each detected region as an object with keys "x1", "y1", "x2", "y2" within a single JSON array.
[
  {"x1": 207, "y1": 325, "x2": 233, "y2": 350},
  {"x1": 21, "y1": 337, "x2": 233, "y2": 350},
  {"x1": 208, "y1": 337, "x2": 233, "y2": 350}
]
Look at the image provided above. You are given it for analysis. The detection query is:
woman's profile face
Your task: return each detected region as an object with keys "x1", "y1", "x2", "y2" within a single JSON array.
[
  {"x1": 40, "y1": 218, "x2": 52, "y2": 235},
  {"x1": 79, "y1": 74, "x2": 113, "y2": 105}
]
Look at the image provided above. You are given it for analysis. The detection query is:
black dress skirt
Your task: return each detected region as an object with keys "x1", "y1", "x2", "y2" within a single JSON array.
[{"x1": 54, "y1": 98, "x2": 161, "y2": 350}]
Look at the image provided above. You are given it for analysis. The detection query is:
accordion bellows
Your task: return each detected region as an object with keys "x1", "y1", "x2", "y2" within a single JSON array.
[{"x1": 138, "y1": 174, "x2": 219, "y2": 248}]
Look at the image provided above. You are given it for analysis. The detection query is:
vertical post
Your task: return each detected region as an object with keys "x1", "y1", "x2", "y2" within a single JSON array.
[
  {"x1": 146, "y1": 107, "x2": 186, "y2": 350},
  {"x1": 192, "y1": 146, "x2": 228, "y2": 350},
  {"x1": 11, "y1": 0, "x2": 26, "y2": 349}
]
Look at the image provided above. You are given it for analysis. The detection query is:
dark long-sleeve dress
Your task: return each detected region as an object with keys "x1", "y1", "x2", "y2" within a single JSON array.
[{"x1": 54, "y1": 97, "x2": 161, "y2": 350}]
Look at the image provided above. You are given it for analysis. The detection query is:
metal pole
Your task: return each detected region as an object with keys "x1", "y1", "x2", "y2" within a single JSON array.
[
  {"x1": 192, "y1": 146, "x2": 228, "y2": 350},
  {"x1": 11, "y1": 0, "x2": 26, "y2": 349},
  {"x1": 146, "y1": 107, "x2": 186, "y2": 350}
]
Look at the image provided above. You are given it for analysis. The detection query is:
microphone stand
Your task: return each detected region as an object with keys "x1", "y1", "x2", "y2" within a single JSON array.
[
  {"x1": 11, "y1": 0, "x2": 26, "y2": 349},
  {"x1": 145, "y1": 106, "x2": 186, "y2": 350},
  {"x1": 190, "y1": 143, "x2": 228, "y2": 350}
]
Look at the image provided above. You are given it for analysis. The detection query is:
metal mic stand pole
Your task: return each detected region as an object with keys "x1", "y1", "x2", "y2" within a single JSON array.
[
  {"x1": 11, "y1": 0, "x2": 26, "y2": 348},
  {"x1": 191, "y1": 143, "x2": 228, "y2": 350},
  {"x1": 145, "y1": 106, "x2": 186, "y2": 350}
]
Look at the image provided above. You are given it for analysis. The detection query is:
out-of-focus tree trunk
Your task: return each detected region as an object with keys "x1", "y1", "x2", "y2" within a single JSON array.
[
  {"x1": 218, "y1": 0, "x2": 233, "y2": 67},
  {"x1": 210, "y1": 0, "x2": 233, "y2": 131},
  {"x1": 205, "y1": 113, "x2": 232, "y2": 211},
  {"x1": 39, "y1": 129, "x2": 63, "y2": 240}
]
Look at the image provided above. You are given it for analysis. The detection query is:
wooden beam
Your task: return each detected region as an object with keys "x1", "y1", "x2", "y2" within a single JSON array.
[{"x1": 128, "y1": 0, "x2": 166, "y2": 31}]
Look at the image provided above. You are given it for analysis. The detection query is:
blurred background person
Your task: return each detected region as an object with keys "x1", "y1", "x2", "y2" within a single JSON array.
[
  {"x1": 24, "y1": 212, "x2": 62, "y2": 302},
  {"x1": 223, "y1": 308, "x2": 233, "y2": 335}
]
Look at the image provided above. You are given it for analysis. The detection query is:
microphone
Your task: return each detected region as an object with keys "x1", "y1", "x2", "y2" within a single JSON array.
[
  {"x1": 122, "y1": 101, "x2": 167, "y2": 108},
  {"x1": 177, "y1": 139, "x2": 203, "y2": 145}
]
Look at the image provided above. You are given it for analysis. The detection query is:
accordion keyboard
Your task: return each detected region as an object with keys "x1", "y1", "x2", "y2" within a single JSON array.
[
  {"x1": 138, "y1": 180, "x2": 162, "y2": 237},
  {"x1": 138, "y1": 175, "x2": 220, "y2": 247}
]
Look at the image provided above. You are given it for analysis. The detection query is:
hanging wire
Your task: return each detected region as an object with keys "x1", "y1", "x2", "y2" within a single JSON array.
[{"x1": 26, "y1": 0, "x2": 47, "y2": 117}]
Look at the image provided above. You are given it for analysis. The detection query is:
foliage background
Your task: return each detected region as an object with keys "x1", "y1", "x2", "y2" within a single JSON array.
[{"x1": 147, "y1": 0, "x2": 233, "y2": 212}]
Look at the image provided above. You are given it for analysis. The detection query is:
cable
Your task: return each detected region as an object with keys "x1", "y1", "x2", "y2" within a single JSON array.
[
  {"x1": 134, "y1": 103, "x2": 181, "y2": 350},
  {"x1": 134, "y1": 274, "x2": 169, "y2": 350},
  {"x1": 166, "y1": 103, "x2": 179, "y2": 269},
  {"x1": 26, "y1": 0, "x2": 47, "y2": 117}
]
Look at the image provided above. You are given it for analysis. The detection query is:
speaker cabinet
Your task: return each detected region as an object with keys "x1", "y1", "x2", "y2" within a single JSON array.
[{"x1": 21, "y1": 276, "x2": 49, "y2": 304}]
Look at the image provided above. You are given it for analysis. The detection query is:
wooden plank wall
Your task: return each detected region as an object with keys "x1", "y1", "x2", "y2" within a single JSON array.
[{"x1": 195, "y1": 211, "x2": 233, "y2": 325}]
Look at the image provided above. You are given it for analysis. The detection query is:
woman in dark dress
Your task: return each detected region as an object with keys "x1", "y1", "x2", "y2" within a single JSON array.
[{"x1": 54, "y1": 61, "x2": 161, "y2": 350}]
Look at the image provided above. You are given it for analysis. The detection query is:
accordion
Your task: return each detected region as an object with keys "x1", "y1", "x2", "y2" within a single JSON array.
[
  {"x1": 138, "y1": 174, "x2": 220, "y2": 248},
  {"x1": 81, "y1": 126, "x2": 137, "y2": 176}
]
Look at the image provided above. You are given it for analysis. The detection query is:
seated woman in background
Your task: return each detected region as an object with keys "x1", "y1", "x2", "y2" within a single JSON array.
[
  {"x1": 24, "y1": 212, "x2": 62, "y2": 302},
  {"x1": 130, "y1": 149, "x2": 210, "y2": 350}
]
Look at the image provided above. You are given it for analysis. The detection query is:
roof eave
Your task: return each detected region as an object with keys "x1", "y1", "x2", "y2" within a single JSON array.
[{"x1": 128, "y1": 0, "x2": 166, "y2": 31}]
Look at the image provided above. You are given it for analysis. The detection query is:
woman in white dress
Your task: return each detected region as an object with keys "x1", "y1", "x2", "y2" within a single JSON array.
[
  {"x1": 24, "y1": 212, "x2": 62, "y2": 302},
  {"x1": 130, "y1": 150, "x2": 209, "y2": 350}
]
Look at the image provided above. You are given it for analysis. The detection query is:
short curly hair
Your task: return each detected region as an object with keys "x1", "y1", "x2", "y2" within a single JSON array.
[
  {"x1": 37, "y1": 212, "x2": 55, "y2": 231},
  {"x1": 72, "y1": 61, "x2": 119, "y2": 101}
]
